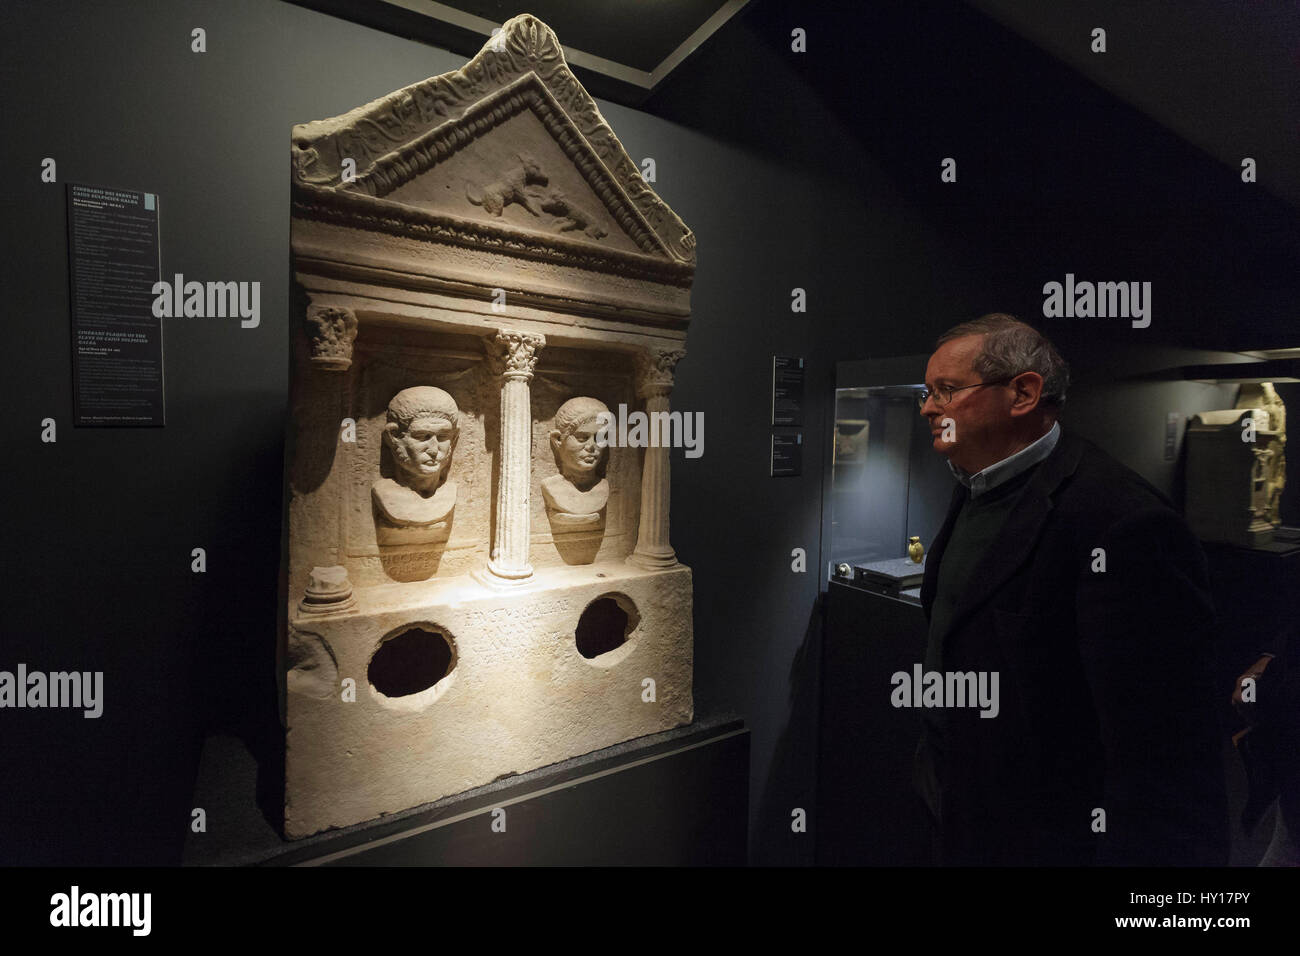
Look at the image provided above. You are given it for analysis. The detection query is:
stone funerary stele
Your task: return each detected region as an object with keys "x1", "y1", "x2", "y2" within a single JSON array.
[{"x1": 282, "y1": 15, "x2": 696, "y2": 839}]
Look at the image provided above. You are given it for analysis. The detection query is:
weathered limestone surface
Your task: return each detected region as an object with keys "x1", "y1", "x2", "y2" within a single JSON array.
[
  {"x1": 285, "y1": 565, "x2": 693, "y2": 838},
  {"x1": 283, "y1": 15, "x2": 695, "y2": 838}
]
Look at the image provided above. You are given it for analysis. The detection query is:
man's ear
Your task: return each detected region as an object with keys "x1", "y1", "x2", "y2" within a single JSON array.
[{"x1": 1008, "y1": 371, "x2": 1045, "y2": 416}]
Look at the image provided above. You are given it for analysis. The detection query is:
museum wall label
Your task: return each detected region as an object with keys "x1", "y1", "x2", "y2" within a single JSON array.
[{"x1": 66, "y1": 184, "x2": 165, "y2": 426}]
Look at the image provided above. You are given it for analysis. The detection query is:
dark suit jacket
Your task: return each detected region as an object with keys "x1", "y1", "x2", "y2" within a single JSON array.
[{"x1": 918, "y1": 425, "x2": 1228, "y2": 866}]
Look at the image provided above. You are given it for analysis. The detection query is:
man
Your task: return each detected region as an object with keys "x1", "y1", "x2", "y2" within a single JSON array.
[
  {"x1": 1231, "y1": 621, "x2": 1300, "y2": 865},
  {"x1": 914, "y1": 313, "x2": 1227, "y2": 865}
]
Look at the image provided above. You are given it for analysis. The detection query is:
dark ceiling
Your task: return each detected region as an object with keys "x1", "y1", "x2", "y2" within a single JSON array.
[
  {"x1": 288, "y1": 0, "x2": 749, "y2": 102},
  {"x1": 639, "y1": 0, "x2": 1299, "y2": 351},
  {"x1": 290, "y1": 1, "x2": 1298, "y2": 209},
  {"x1": 440, "y1": 0, "x2": 734, "y2": 73},
  {"x1": 969, "y1": 0, "x2": 1300, "y2": 209}
]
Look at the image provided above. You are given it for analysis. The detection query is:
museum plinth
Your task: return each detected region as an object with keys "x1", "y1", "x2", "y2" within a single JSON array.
[{"x1": 185, "y1": 715, "x2": 747, "y2": 866}]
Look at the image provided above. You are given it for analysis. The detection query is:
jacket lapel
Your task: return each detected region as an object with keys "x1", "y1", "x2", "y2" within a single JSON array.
[
  {"x1": 936, "y1": 427, "x2": 1085, "y2": 645},
  {"x1": 921, "y1": 483, "x2": 966, "y2": 618}
]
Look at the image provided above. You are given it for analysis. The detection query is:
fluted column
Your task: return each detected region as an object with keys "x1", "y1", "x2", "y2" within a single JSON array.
[
  {"x1": 629, "y1": 347, "x2": 686, "y2": 570},
  {"x1": 484, "y1": 329, "x2": 545, "y2": 582}
]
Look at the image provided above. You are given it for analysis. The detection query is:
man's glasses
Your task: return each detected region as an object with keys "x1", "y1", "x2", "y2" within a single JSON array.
[{"x1": 917, "y1": 376, "x2": 1018, "y2": 410}]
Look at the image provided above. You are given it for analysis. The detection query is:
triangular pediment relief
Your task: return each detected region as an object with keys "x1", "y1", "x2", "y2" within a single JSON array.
[
  {"x1": 376, "y1": 77, "x2": 647, "y2": 257},
  {"x1": 292, "y1": 15, "x2": 695, "y2": 273}
]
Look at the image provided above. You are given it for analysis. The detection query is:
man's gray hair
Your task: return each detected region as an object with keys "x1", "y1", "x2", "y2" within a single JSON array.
[{"x1": 937, "y1": 313, "x2": 1069, "y2": 407}]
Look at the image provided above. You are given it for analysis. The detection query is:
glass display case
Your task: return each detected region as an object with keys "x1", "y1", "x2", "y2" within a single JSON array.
[{"x1": 826, "y1": 366, "x2": 954, "y2": 604}]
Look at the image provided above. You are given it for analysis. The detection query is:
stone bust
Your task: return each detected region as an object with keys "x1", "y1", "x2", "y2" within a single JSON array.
[
  {"x1": 542, "y1": 396, "x2": 610, "y2": 529},
  {"x1": 372, "y1": 386, "x2": 459, "y2": 544}
]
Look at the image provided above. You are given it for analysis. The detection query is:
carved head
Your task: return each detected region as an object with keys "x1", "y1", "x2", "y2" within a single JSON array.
[
  {"x1": 1238, "y1": 382, "x2": 1286, "y2": 433},
  {"x1": 550, "y1": 396, "x2": 609, "y2": 488},
  {"x1": 384, "y1": 386, "x2": 460, "y2": 487},
  {"x1": 517, "y1": 152, "x2": 546, "y2": 185}
]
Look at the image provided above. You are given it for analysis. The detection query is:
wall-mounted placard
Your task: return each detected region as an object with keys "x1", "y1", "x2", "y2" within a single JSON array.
[
  {"x1": 771, "y1": 432, "x2": 802, "y2": 477},
  {"x1": 66, "y1": 183, "x2": 164, "y2": 426},
  {"x1": 771, "y1": 355, "x2": 805, "y2": 426}
]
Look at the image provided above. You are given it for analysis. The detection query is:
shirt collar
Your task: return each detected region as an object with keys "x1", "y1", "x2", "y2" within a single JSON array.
[{"x1": 948, "y1": 421, "x2": 1060, "y2": 498}]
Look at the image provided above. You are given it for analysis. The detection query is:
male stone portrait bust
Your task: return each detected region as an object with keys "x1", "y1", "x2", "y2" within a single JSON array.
[
  {"x1": 542, "y1": 396, "x2": 610, "y2": 531},
  {"x1": 372, "y1": 386, "x2": 460, "y2": 545}
]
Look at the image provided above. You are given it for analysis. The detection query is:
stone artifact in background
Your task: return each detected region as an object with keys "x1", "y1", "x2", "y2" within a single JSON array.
[
  {"x1": 281, "y1": 15, "x2": 697, "y2": 839},
  {"x1": 1237, "y1": 382, "x2": 1287, "y2": 527},
  {"x1": 1185, "y1": 383, "x2": 1287, "y2": 547}
]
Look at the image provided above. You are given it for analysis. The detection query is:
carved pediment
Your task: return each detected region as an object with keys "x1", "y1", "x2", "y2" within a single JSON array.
[{"x1": 292, "y1": 15, "x2": 695, "y2": 276}]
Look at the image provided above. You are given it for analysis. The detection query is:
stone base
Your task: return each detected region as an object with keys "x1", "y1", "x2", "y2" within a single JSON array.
[
  {"x1": 1230, "y1": 524, "x2": 1278, "y2": 549},
  {"x1": 1188, "y1": 517, "x2": 1278, "y2": 550},
  {"x1": 284, "y1": 561, "x2": 693, "y2": 839},
  {"x1": 627, "y1": 548, "x2": 678, "y2": 570}
]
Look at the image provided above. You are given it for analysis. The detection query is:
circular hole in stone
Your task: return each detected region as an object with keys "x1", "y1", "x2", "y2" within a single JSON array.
[
  {"x1": 575, "y1": 594, "x2": 638, "y2": 660},
  {"x1": 369, "y1": 626, "x2": 454, "y2": 697}
]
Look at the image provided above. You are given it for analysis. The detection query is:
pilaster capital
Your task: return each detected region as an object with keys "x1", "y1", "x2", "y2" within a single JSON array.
[
  {"x1": 635, "y1": 346, "x2": 686, "y2": 398},
  {"x1": 305, "y1": 304, "x2": 358, "y2": 371}
]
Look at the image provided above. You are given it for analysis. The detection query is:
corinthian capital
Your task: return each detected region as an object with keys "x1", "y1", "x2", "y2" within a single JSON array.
[
  {"x1": 485, "y1": 329, "x2": 546, "y2": 380},
  {"x1": 305, "y1": 304, "x2": 358, "y2": 371},
  {"x1": 635, "y1": 346, "x2": 686, "y2": 398}
]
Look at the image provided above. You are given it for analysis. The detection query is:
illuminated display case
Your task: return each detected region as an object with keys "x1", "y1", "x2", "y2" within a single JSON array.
[{"x1": 823, "y1": 358, "x2": 953, "y2": 604}]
